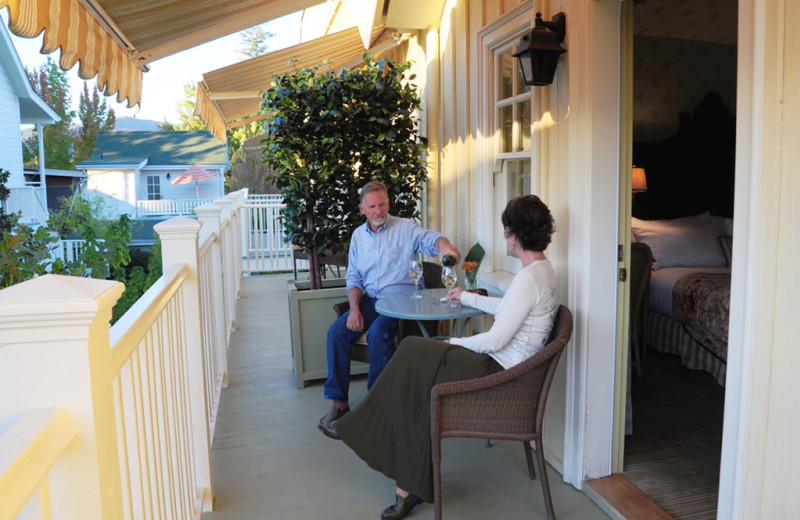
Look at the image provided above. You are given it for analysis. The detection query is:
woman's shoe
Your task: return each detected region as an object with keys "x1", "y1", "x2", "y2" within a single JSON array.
[{"x1": 380, "y1": 493, "x2": 423, "y2": 520}]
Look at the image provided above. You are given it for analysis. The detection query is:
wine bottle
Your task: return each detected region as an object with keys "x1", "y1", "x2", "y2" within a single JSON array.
[{"x1": 442, "y1": 253, "x2": 457, "y2": 266}]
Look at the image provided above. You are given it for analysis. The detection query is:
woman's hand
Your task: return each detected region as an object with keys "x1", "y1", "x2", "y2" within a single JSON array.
[{"x1": 446, "y1": 286, "x2": 464, "y2": 304}]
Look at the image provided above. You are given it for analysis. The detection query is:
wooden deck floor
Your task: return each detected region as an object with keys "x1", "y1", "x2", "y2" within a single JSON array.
[{"x1": 202, "y1": 274, "x2": 612, "y2": 520}]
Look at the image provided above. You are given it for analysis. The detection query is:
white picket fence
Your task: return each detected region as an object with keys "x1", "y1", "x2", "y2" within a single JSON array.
[
  {"x1": 0, "y1": 190, "x2": 246, "y2": 519},
  {"x1": 136, "y1": 199, "x2": 215, "y2": 217}
]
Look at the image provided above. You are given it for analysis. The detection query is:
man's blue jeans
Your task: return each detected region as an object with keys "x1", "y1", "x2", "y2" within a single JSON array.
[{"x1": 323, "y1": 296, "x2": 398, "y2": 403}]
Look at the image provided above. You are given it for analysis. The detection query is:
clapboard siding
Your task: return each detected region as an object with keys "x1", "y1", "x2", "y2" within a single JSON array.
[{"x1": 0, "y1": 62, "x2": 24, "y2": 186}]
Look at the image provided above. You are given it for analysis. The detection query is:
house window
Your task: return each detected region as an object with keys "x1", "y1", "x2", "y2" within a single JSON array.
[
  {"x1": 146, "y1": 175, "x2": 162, "y2": 200},
  {"x1": 490, "y1": 28, "x2": 535, "y2": 271}
]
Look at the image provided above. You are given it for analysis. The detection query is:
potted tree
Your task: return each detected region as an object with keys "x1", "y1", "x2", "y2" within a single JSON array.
[{"x1": 262, "y1": 55, "x2": 429, "y2": 387}]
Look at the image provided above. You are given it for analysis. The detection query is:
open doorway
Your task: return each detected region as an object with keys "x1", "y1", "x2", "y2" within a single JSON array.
[{"x1": 621, "y1": 1, "x2": 738, "y2": 518}]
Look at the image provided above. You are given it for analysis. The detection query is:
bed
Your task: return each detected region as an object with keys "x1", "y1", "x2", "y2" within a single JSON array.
[{"x1": 632, "y1": 213, "x2": 733, "y2": 386}]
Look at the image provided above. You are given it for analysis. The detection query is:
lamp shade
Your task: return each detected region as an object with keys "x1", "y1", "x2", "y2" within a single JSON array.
[{"x1": 632, "y1": 167, "x2": 647, "y2": 192}]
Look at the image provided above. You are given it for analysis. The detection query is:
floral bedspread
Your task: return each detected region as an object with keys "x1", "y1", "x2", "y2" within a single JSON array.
[{"x1": 672, "y1": 273, "x2": 731, "y2": 362}]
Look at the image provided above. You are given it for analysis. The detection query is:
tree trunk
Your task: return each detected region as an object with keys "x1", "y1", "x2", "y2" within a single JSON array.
[{"x1": 307, "y1": 213, "x2": 321, "y2": 290}]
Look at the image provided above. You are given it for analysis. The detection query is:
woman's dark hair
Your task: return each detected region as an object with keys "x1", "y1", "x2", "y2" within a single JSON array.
[{"x1": 501, "y1": 195, "x2": 555, "y2": 252}]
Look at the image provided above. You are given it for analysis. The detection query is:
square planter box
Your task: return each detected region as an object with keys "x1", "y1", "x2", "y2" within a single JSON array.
[{"x1": 288, "y1": 278, "x2": 368, "y2": 388}]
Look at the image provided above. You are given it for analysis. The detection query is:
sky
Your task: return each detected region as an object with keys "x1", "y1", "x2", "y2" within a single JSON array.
[{"x1": 1, "y1": 9, "x2": 302, "y2": 124}]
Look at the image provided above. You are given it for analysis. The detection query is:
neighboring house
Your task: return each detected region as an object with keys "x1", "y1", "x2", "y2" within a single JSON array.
[
  {"x1": 76, "y1": 131, "x2": 227, "y2": 221},
  {"x1": 0, "y1": 23, "x2": 59, "y2": 225}
]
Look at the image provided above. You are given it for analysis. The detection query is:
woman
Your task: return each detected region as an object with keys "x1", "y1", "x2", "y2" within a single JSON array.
[{"x1": 335, "y1": 195, "x2": 559, "y2": 520}]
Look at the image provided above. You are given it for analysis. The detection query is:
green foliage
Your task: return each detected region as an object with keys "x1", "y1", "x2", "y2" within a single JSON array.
[
  {"x1": 0, "y1": 168, "x2": 55, "y2": 287},
  {"x1": 25, "y1": 58, "x2": 76, "y2": 170},
  {"x1": 0, "y1": 223, "x2": 57, "y2": 288},
  {"x1": 0, "y1": 174, "x2": 161, "y2": 322},
  {"x1": 262, "y1": 55, "x2": 428, "y2": 289},
  {"x1": 0, "y1": 169, "x2": 11, "y2": 233},
  {"x1": 74, "y1": 82, "x2": 116, "y2": 164},
  {"x1": 111, "y1": 241, "x2": 162, "y2": 322},
  {"x1": 228, "y1": 120, "x2": 266, "y2": 162},
  {"x1": 239, "y1": 24, "x2": 274, "y2": 58},
  {"x1": 47, "y1": 195, "x2": 131, "y2": 279},
  {"x1": 158, "y1": 83, "x2": 207, "y2": 131}
]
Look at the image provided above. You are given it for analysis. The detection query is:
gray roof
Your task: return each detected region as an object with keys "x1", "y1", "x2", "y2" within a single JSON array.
[{"x1": 77, "y1": 131, "x2": 227, "y2": 169}]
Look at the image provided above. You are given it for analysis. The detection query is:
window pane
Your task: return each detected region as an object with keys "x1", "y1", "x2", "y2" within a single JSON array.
[
  {"x1": 500, "y1": 51, "x2": 514, "y2": 99},
  {"x1": 507, "y1": 159, "x2": 531, "y2": 200},
  {"x1": 504, "y1": 159, "x2": 531, "y2": 258},
  {"x1": 519, "y1": 100, "x2": 531, "y2": 151},
  {"x1": 499, "y1": 105, "x2": 513, "y2": 153},
  {"x1": 147, "y1": 176, "x2": 162, "y2": 201},
  {"x1": 515, "y1": 58, "x2": 531, "y2": 94}
]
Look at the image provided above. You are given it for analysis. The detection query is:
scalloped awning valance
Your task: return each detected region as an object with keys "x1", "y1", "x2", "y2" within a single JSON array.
[
  {"x1": 195, "y1": 25, "x2": 405, "y2": 140},
  {"x1": 0, "y1": 0, "x2": 320, "y2": 107}
]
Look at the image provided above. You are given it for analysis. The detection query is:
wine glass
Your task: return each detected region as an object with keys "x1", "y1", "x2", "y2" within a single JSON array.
[
  {"x1": 441, "y1": 265, "x2": 458, "y2": 307},
  {"x1": 409, "y1": 259, "x2": 424, "y2": 298}
]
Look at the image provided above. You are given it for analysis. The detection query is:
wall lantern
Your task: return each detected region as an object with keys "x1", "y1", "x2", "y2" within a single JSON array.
[
  {"x1": 166, "y1": 172, "x2": 171, "y2": 180},
  {"x1": 512, "y1": 12, "x2": 566, "y2": 86}
]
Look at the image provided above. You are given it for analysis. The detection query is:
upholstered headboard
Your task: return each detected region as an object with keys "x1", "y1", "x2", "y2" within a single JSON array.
[{"x1": 632, "y1": 92, "x2": 736, "y2": 220}]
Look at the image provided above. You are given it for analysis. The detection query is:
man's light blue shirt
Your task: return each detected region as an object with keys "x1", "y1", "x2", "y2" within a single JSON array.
[{"x1": 346, "y1": 215, "x2": 444, "y2": 299}]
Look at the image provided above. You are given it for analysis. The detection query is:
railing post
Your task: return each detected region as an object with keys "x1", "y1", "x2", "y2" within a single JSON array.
[
  {"x1": 195, "y1": 203, "x2": 230, "y2": 385},
  {"x1": 154, "y1": 217, "x2": 214, "y2": 511},
  {"x1": 215, "y1": 197, "x2": 238, "y2": 331},
  {"x1": 225, "y1": 192, "x2": 244, "y2": 294},
  {"x1": 0, "y1": 275, "x2": 125, "y2": 517}
]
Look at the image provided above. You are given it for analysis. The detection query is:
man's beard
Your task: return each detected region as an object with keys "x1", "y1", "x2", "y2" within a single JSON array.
[{"x1": 370, "y1": 216, "x2": 386, "y2": 228}]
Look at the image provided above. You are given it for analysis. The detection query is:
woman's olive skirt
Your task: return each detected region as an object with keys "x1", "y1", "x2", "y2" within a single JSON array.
[{"x1": 336, "y1": 336, "x2": 502, "y2": 503}]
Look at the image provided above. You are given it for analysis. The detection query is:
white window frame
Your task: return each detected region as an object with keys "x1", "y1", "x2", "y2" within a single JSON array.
[
  {"x1": 145, "y1": 175, "x2": 162, "y2": 201},
  {"x1": 477, "y1": 2, "x2": 536, "y2": 280}
]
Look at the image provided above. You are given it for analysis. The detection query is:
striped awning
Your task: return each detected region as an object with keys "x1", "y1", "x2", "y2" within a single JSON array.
[
  {"x1": 0, "y1": 0, "x2": 320, "y2": 108},
  {"x1": 195, "y1": 25, "x2": 405, "y2": 140}
]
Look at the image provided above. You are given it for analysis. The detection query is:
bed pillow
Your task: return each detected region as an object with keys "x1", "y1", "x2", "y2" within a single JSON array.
[
  {"x1": 632, "y1": 215, "x2": 728, "y2": 270},
  {"x1": 719, "y1": 236, "x2": 733, "y2": 267}
]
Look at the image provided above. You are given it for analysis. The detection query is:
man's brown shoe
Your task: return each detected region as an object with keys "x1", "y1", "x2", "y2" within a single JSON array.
[{"x1": 318, "y1": 404, "x2": 349, "y2": 439}]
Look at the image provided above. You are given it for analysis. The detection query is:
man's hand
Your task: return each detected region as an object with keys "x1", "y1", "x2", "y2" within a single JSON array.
[
  {"x1": 346, "y1": 307, "x2": 364, "y2": 332},
  {"x1": 436, "y1": 237, "x2": 461, "y2": 264},
  {"x1": 346, "y1": 287, "x2": 364, "y2": 332}
]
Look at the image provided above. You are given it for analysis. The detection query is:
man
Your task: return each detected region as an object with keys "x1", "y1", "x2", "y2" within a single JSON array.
[{"x1": 319, "y1": 180, "x2": 460, "y2": 438}]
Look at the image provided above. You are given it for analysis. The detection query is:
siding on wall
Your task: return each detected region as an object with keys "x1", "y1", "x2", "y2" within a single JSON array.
[
  {"x1": 86, "y1": 169, "x2": 137, "y2": 217},
  {"x1": 0, "y1": 62, "x2": 24, "y2": 186},
  {"x1": 399, "y1": 0, "x2": 571, "y2": 472}
]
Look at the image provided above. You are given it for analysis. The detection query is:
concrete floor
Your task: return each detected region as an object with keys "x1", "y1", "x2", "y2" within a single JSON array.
[{"x1": 202, "y1": 274, "x2": 610, "y2": 520}]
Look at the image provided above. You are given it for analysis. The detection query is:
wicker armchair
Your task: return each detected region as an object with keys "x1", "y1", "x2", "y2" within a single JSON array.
[
  {"x1": 430, "y1": 305, "x2": 573, "y2": 520},
  {"x1": 332, "y1": 262, "x2": 444, "y2": 364}
]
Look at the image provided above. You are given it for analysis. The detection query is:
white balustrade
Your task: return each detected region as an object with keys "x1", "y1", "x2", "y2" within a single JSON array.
[
  {"x1": 239, "y1": 194, "x2": 302, "y2": 274},
  {"x1": 135, "y1": 199, "x2": 214, "y2": 217},
  {"x1": 0, "y1": 191, "x2": 243, "y2": 518}
]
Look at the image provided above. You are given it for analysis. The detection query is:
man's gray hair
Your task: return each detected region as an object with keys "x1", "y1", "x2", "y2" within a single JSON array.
[{"x1": 359, "y1": 180, "x2": 389, "y2": 205}]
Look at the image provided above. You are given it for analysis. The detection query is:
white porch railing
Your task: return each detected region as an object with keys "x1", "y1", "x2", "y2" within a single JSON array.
[
  {"x1": 136, "y1": 199, "x2": 214, "y2": 218},
  {"x1": 246, "y1": 193, "x2": 282, "y2": 203},
  {"x1": 5, "y1": 186, "x2": 48, "y2": 224},
  {"x1": 0, "y1": 190, "x2": 247, "y2": 518},
  {"x1": 52, "y1": 239, "x2": 86, "y2": 264},
  {"x1": 239, "y1": 195, "x2": 301, "y2": 273}
]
